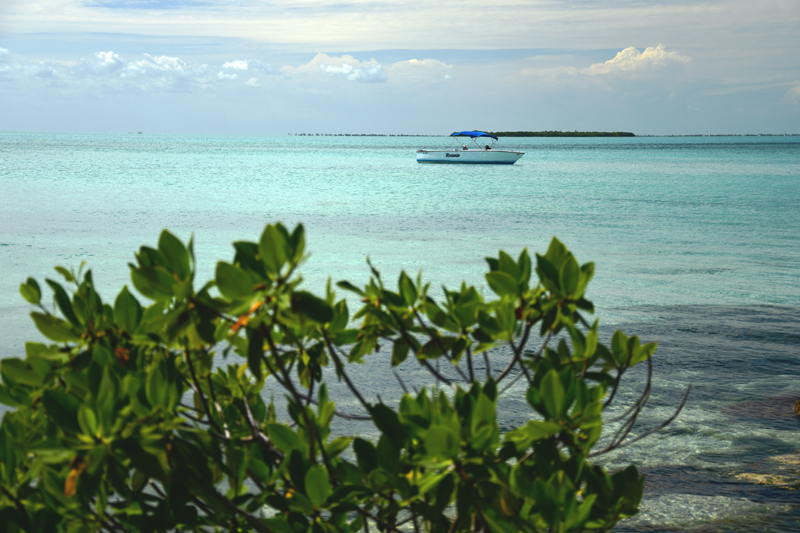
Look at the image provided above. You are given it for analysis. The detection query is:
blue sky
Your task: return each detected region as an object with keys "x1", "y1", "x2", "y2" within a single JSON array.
[{"x1": 1, "y1": 0, "x2": 798, "y2": 135}]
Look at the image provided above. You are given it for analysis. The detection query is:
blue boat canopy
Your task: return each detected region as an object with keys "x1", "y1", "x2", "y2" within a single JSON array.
[{"x1": 451, "y1": 131, "x2": 498, "y2": 140}]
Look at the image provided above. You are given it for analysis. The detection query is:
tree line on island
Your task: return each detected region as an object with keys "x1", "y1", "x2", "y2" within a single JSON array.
[{"x1": 490, "y1": 131, "x2": 636, "y2": 137}]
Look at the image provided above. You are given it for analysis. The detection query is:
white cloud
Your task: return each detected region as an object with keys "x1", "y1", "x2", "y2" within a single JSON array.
[
  {"x1": 387, "y1": 58, "x2": 453, "y2": 82},
  {"x1": 784, "y1": 84, "x2": 800, "y2": 104},
  {"x1": 0, "y1": 50, "x2": 283, "y2": 93},
  {"x1": 284, "y1": 53, "x2": 387, "y2": 83},
  {"x1": 586, "y1": 44, "x2": 690, "y2": 75},
  {"x1": 223, "y1": 60, "x2": 249, "y2": 70},
  {"x1": 319, "y1": 62, "x2": 386, "y2": 83},
  {"x1": 521, "y1": 45, "x2": 690, "y2": 87}
]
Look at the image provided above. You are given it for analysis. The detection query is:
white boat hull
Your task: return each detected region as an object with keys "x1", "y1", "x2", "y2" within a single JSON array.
[{"x1": 416, "y1": 149, "x2": 524, "y2": 165}]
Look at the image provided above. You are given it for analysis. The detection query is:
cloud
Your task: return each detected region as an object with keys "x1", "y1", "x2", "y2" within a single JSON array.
[
  {"x1": 521, "y1": 45, "x2": 690, "y2": 88},
  {"x1": 222, "y1": 60, "x2": 249, "y2": 70},
  {"x1": 784, "y1": 84, "x2": 800, "y2": 104},
  {"x1": 0, "y1": 50, "x2": 282, "y2": 92},
  {"x1": 320, "y1": 62, "x2": 387, "y2": 83},
  {"x1": 387, "y1": 58, "x2": 453, "y2": 82},
  {"x1": 284, "y1": 54, "x2": 387, "y2": 83},
  {"x1": 246, "y1": 77, "x2": 261, "y2": 88},
  {"x1": 586, "y1": 44, "x2": 690, "y2": 75},
  {"x1": 222, "y1": 59, "x2": 273, "y2": 74}
]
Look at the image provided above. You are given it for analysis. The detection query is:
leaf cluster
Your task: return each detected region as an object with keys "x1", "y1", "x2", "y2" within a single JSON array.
[{"x1": 0, "y1": 223, "x2": 687, "y2": 533}]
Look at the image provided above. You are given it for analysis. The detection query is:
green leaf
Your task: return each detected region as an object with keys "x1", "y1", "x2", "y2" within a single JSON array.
[
  {"x1": 0, "y1": 358, "x2": 46, "y2": 387},
  {"x1": 369, "y1": 403, "x2": 407, "y2": 445},
  {"x1": 25, "y1": 342, "x2": 66, "y2": 362},
  {"x1": 559, "y1": 254, "x2": 580, "y2": 297},
  {"x1": 304, "y1": 465, "x2": 331, "y2": 508},
  {"x1": 266, "y1": 423, "x2": 303, "y2": 454},
  {"x1": 130, "y1": 266, "x2": 176, "y2": 301},
  {"x1": 540, "y1": 370, "x2": 565, "y2": 418},
  {"x1": 288, "y1": 223, "x2": 306, "y2": 263},
  {"x1": 324, "y1": 437, "x2": 351, "y2": 458},
  {"x1": 158, "y1": 229, "x2": 191, "y2": 281},
  {"x1": 498, "y1": 251, "x2": 521, "y2": 281},
  {"x1": 258, "y1": 224, "x2": 287, "y2": 275},
  {"x1": 113, "y1": 286, "x2": 142, "y2": 333},
  {"x1": 42, "y1": 390, "x2": 82, "y2": 434},
  {"x1": 78, "y1": 404, "x2": 99, "y2": 437},
  {"x1": 469, "y1": 393, "x2": 497, "y2": 451},
  {"x1": 30, "y1": 312, "x2": 80, "y2": 342},
  {"x1": 291, "y1": 291, "x2": 333, "y2": 323},
  {"x1": 247, "y1": 327, "x2": 264, "y2": 380},
  {"x1": 45, "y1": 279, "x2": 80, "y2": 327},
  {"x1": 336, "y1": 280, "x2": 364, "y2": 296},
  {"x1": 215, "y1": 262, "x2": 255, "y2": 300},
  {"x1": 19, "y1": 278, "x2": 41, "y2": 305},
  {"x1": 504, "y1": 421, "x2": 561, "y2": 449},
  {"x1": 424, "y1": 425, "x2": 457, "y2": 459},
  {"x1": 535, "y1": 254, "x2": 560, "y2": 293},
  {"x1": 398, "y1": 271, "x2": 417, "y2": 306},
  {"x1": 54, "y1": 266, "x2": 74, "y2": 282},
  {"x1": 485, "y1": 271, "x2": 518, "y2": 297},
  {"x1": 391, "y1": 339, "x2": 410, "y2": 366}
]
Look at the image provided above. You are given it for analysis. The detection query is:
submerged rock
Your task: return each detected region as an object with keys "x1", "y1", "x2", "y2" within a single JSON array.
[{"x1": 625, "y1": 494, "x2": 791, "y2": 530}]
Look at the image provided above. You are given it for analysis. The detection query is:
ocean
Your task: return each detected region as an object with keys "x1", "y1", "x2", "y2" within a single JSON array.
[{"x1": 1, "y1": 132, "x2": 799, "y2": 530}]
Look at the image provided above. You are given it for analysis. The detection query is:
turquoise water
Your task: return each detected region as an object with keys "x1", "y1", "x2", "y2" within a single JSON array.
[{"x1": 1, "y1": 132, "x2": 799, "y2": 530}]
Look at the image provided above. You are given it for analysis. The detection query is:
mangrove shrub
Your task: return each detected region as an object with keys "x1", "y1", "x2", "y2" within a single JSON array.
[{"x1": 0, "y1": 223, "x2": 687, "y2": 532}]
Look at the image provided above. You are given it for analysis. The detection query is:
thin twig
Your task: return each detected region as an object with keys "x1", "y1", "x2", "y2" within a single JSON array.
[
  {"x1": 393, "y1": 371, "x2": 410, "y2": 395},
  {"x1": 602, "y1": 350, "x2": 634, "y2": 410},
  {"x1": 321, "y1": 329, "x2": 372, "y2": 411},
  {"x1": 184, "y1": 347, "x2": 224, "y2": 436},
  {"x1": 589, "y1": 385, "x2": 691, "y2": 457},
  {"x1": 412, "y1": 309, "x2": 470, "y2": 383}
]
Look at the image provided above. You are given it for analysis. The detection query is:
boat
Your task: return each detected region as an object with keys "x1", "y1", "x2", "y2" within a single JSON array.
[{"x1": 416, "y1": 131, "x2": 524, "y2": 164}]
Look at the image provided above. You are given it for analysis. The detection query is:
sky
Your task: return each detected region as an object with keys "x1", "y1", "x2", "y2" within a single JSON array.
[{"x1": 0, "y1": 0, "x2": 798, "y2": 135}]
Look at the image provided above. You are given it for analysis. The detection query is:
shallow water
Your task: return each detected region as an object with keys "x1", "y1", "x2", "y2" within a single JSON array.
[{"x1": 1, "y1": 132, "x2": 799, "y2": 530}]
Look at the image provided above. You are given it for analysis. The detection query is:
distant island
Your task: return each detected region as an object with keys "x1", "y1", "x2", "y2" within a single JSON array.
[{"x1": 490, "y1": 131, "x2": 635, "y2": 137}]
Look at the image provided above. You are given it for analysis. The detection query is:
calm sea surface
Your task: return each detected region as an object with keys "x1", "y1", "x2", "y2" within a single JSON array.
[{"x1": 1, "y1": 132, "x2": 799, "y2": 530}]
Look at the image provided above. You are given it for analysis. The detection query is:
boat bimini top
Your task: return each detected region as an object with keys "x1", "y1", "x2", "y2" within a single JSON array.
[{"x1": 450, "y1": 131, "x2": 499, "y2": 149}]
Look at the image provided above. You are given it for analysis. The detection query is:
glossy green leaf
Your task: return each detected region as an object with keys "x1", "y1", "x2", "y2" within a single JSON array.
[
  {"x1": 391, "y1": 339, "x2": 409, "y2": 366},
  {"x1": 19, "y1": 278, "x2": 41, "y2": 305},
  {"x1": 78, "y1": 404, "x2": 99, "y2": 437},
  {"x1": 258, "y1": 224, "x2": 287, "y2": 274},
  {"x1": 0, "y1": 358, "x2": 46, "y2": 387},
  {"x1": 559, "y1": 254, "x2": 580, "y2": 297},
  {"x1": 335, "y1": 280, "x2": 364, "y2": 296},
  {"x1": 48, "y1": 278, "x2": 82, "y2": 326},
  {"x1": 158, "y1": 229, "x2": 191, "y2": 281},
  {"x1": 130, "y1": 266, "x2": 176, "y2": 301},
  {"x1": 247, "y1": 327, "x2": 264, "y2": 380},
  {"x1": 113, "y1": 286, "x2": 142, "y2": 333},
  {"x1": 42, "y1": 390, "x2": 82, "y2": 434},
  {"x1": 304, "y1": 464, "x2": 331, "y2": 508},
  {"x1": 540, "y1": 369, "x2": 565, "y2": 418},
  {"x1": 266, "y1": 423, "x2": 303, "y2": 454},
  {"x1": 324, "y1": 436, "x2": 351, "y2": 458},
  {"x1": 30, "y1": 312, "x2": 80, "y2": 342},
  {"x1": 485, "y1": 271, "x2": 518, "y2": 297},
  {"x1": 289, "y1": 223, "x2": 306, "y2": 263},
  {"x1": 215, "y1": 261, "x2": 255, "y2": 300},
  {"x1": 291, "y1": 291, "x2": 333, "y2": 323},
  {"x1": 398, "y1": 271, "x2": 417, "y2": 306}
]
